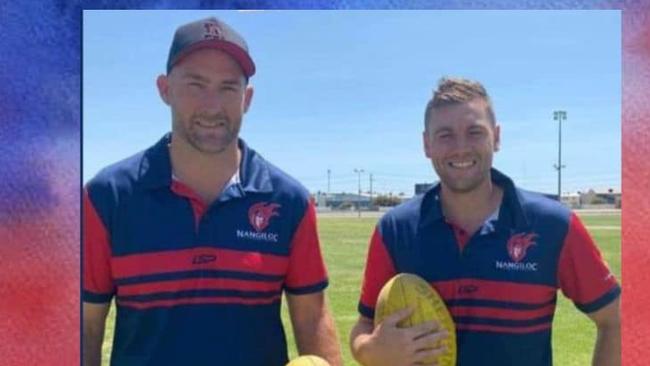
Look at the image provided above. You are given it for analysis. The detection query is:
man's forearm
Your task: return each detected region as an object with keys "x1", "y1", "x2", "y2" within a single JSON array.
[
  {"x1": 83, "y1": 302, "x2": 110, "y2": 366},
  {"x1": 592, "y1": 324, "x2": 621, "y2": 366},
  {"x1": 293, "y1": 311, "x2": 342, "y2": 366},
  {"x1": 82, "y1": 329, "x2": 104, "y2": 366}
]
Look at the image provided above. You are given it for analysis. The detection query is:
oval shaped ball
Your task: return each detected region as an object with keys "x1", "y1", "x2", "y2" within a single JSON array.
[
  {"x1": 374, "y1": 273, "x2": 457, "y2": 365},
  {"x1": 286, "y1": 355, "x2": 331, "y2": 366}
]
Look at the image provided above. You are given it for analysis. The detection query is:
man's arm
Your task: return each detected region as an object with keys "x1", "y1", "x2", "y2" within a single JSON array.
[
  {"x1": 286, "y1": 291, "x2": 343, "y2": 366},
  {"x1": 350, "y1": 310, "x2": 448, "y2": 366},
  {"x1": 588, "y1": 297, "x2": 621, "y2": 366},
  {"x1": 83, "y1": 302, "x2": 110, "y2": 366},
  {"x1": 556, "y1": 213, "x2": 621, "y2": 366}
]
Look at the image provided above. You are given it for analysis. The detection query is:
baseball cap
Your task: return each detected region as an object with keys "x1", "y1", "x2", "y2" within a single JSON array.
[{"x1": 166, "y1": 17, "x2": 256, "y2": 78}]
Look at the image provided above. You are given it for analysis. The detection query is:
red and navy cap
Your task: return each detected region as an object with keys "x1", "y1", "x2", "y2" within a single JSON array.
[{"x1": 166, "y1": 17, "x2": 256, "y2": 78}]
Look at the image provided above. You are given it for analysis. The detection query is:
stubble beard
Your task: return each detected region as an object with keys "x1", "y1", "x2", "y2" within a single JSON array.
[
  {"x1": 434, "y1": 159, "x2": 492, "y2": 194},
  {"x1": 174, "y1": 112, "x2": 241, "y2": 155}
]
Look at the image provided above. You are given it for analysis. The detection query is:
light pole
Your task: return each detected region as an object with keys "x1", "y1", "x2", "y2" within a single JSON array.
[
  {"x1": 369, "y1": 173, "x2": 374, "y2": 210},
  {"x1": 354, "y1": 168, "x2": 365, "y2": 218},
  {"x1": 327, "y1": 169, "x2": 331, "y2": 195},
  {"x1": 553, "y1": 110, "x2": 567, "y2": 201}
]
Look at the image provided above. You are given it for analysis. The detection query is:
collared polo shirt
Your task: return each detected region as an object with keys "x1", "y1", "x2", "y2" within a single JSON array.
[
  {"x1": 83, "y1": 134, "x2": 328, "y2": 366},
  {"x1": 358, "y1": 169, "x2": 620, "y2": 366}
]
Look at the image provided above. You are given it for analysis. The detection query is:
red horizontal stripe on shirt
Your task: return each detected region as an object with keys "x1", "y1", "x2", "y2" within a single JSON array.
[
  {"x1": 456, "y1": 323, "x2": 552, "y2": 334},
  {"x1": 117, "y1": 295, "x2": 282, "y2": 310},
  {"x1": 117, "y1": 278, "x2": 282, "y2": 296},
  {"x1": 450, "y1": 303, "x2": 556, "y2": 320},
  {"x1": 111, "y1": 247, "x2": 288, "y2": 279},
  {"x1": 432, "y1": 279, "x2": 556, "y2": 304}
]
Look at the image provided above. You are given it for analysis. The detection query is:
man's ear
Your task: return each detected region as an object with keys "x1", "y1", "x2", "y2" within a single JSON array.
[
  {"x1": 423, "y1": 130, "x2": 432, "y2": 159},
  {"x1": 243, "y1": 84, "x2": 254, "y2": 113},
  {"x1": 493, "y1": 123, "x2": 501, "y2": 152},
  {"x1": 156, "y1": 74, "x2": 171, "y2": 105}
]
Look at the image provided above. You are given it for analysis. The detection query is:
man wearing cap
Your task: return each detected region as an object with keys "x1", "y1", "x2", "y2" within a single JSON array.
[
  {"x1": 83, "y1": 17, "x2": 342, "y2": 366},
  {"x1": 349, "y1": 78, "x2": 621, "y2": 365}
]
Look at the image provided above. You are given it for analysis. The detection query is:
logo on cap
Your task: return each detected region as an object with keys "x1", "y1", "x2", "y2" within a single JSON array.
[
  {"x1": 506, "y1": 232, "x2": 538, "y2": 263},
  {"x1": 248, "y1": 202, "x2": 281, "y2": 232},
  {"x1": 203, "y1": 22, "x2": 223, "y2": 40}
]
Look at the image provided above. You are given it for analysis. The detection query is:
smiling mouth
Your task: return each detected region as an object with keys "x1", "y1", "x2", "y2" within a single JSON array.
[
  {"x1": 448, "y1": 160, "x2": 477, "y2": 169},
  {"x1": 195, "y1": 120, "x2": 227, "y2": 128}
]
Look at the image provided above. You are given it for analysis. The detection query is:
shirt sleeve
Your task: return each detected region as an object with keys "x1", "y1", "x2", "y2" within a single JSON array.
[
  {"x1": 284, "y1": 200, "x2": 329, "y2": 295},
  {"x1": 83, "y1": 189, "x2": 115, "y2": 303},
  {"x1": 557, "y1": 212, "x2": 620, "y2": 313},
  {"x1": 358, "y1": 226, "x2": 397, "y2": 319}
]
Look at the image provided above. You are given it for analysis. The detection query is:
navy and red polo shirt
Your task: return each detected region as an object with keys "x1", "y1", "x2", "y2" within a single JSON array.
[
  {"x1": 358, "y1": 169, "x2": 620, "y2": 366},
  {"x1": 83, "y1": 134, "x2": 328, "y2": 366}
]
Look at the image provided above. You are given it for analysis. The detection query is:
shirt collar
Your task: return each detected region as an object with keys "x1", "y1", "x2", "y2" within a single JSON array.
[
  {"x1": 139, "y1": 133, "x2": 273, "y2": 195},
  {"x1": 419, "y1": 168, "x2": 529, "y2": 231},
  {"x1": 171, "y1": 169, "x2": 240, "y2": 192}
]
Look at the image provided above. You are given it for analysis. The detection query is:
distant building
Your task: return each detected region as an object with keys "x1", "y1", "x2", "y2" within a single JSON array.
[
  {"x1": 552, "y1": 188, "x2": 621, "y2": 209},
  {"x1": 317, "y1": 192, "x2": 372, "y2": 210},
  {"x1": 313, "y1": 191, "x2": 328, "y2": 208},
  {"x1": 580, "y1": 188, "x2": 621, "y2": 208},
  {"x1": 561, "y1": 192, "x2": 582, "y2": 208}
]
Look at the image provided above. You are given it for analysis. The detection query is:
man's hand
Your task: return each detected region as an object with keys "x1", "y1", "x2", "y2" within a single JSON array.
[{"x1": 350, "y1": 308, "x2": 449, "y2": 366}]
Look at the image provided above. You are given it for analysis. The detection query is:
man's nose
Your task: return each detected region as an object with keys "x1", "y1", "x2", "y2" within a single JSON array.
[
  {"x1": 450, "y1": 134, "x2": 472, "y2": 152},
  {"x1": 199, "y1": 89, "x2": 224, "y2": 112}
]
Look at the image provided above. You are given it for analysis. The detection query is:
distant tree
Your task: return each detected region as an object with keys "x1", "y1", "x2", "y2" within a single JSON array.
[{"x1": 373, "y1": 195, "x2": 401, "y2": 207}]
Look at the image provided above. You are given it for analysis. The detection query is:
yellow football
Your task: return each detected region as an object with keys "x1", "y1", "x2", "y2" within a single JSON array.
[
  {"x1": 374, "y1": 273, "x2": 456, "y2": 365},
  {"x1": 285, "y1": 355, "x2": 331, "y2": 366}
]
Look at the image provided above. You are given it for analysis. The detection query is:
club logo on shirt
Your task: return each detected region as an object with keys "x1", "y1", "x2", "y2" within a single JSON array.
[
  {"x1": 248, "y1": 202, "x2": 281, "y2": 232},
  {"x1": 495, "y1": 232, "x2": 540, "y2": 272},
  {"x1": 236, "y1": 202, "x2": 281, "y2": 243},
  {"x1": 507, "y1": 232, "x2": 538, "y2": 263}
]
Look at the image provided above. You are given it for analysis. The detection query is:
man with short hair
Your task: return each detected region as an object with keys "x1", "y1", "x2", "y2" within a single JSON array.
[
  {"x1": 83, "y1": 17, "x2": 342, "y2": 366},
  {"x1": 350, "y1": 77, "x2": 620, "y2": 366}
]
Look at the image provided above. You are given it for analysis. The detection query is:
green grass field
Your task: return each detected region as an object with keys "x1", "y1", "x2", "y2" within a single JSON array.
[{"x1": 100, "y1": 213, "x2": 621, "y2": 365}]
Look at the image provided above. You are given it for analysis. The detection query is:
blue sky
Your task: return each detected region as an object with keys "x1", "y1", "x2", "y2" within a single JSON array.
[{"x1": 83, "y1": 10, "x2": 620, "y2": 196}]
